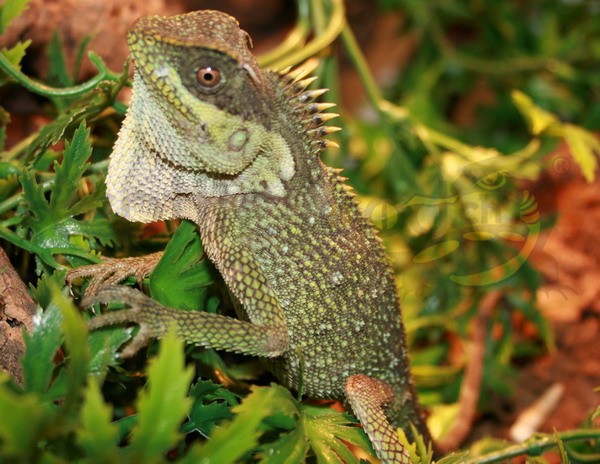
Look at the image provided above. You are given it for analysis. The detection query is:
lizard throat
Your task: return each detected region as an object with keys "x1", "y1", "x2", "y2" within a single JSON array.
[{"x1": 106, "y1": 74, "x2": 296, "y2": 223}]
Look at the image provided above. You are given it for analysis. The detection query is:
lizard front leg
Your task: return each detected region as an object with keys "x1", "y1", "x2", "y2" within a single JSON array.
[
  {"x1": 345, "y1": 375, "x2": 412, "y2": 464},
  {"x1": 67, "y1": 252, "x2": 163, "y2": 295},
  {"x1": 83, "y1": 286, "x2": 290, "y2": 359}
]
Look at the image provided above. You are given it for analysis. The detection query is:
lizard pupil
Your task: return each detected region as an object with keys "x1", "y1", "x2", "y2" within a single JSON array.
[{"x1": 196, "y1": 67, "x2": 221, "y2": 88}]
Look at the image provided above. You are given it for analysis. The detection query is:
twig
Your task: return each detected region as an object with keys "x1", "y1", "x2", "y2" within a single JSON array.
[{"x1": 437, "y1": 290, "x2": 502, "y2": 453}]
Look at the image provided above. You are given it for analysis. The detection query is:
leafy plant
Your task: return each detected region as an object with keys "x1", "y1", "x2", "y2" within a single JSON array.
[{"x1": 0, "y1": 0, "x2": 599, "y2": 462}]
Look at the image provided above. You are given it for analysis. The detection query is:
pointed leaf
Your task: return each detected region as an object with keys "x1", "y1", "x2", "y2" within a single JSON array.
[
  {"x1": 47, "y1": 32, "x2": 72, "y2": 87},
  {"x1": 1, "y1": 39, "x2": 31, "y2": 70},
  {"x1": 186, "y1": 384, "x2": 297, "y2": 464},
  {"x1": 187, "y1": 379, "x2": 239, "y2": 436},
  {"x1": 512, "y1": 90, "x2": 558, "y2": 135},
  {"x1": 77, "y1": 379, "x2": 120, "y2": 462},
  {"x1": 74, "y1": 215, "x2": 117, "y2": 247},
  {"x1": 26, "y1": 105, "x2": 88, "y2": 158},
  {"x1": 68, "y1": 181, "x2": 107, "y2": 217},
  {"x1": 396, "y1": 427, "x2": 421, "y2": 464},
  {"x1": 19, "y1": 122, "x2": 115, "y2": 259},
  {"x1": 302, "y1": 405, "x2": 375, "y2": 464},
  {"x1": 562, "y1": 124, "x2": 599, "y2": 183},
  {"x1": 87, "y1": 327, "x2": 132, "y2": 375},
  {"x1": 19, "y1": 169, "x2": 49, "y2": 226},
  {"x1": 150, "y1": 219, "x2": 214, "y2": 310},
  {"x1": 435, "y1": 451, "x2": 470, "y2": 464},
  {"x1": 21, "y1": 298, "x2": 61, "y2": 394},
  {"x1": 409, "y1": 423, "x2": 434, "y2": 464},
  {"x1": 73, "y1": 35, "x2": 93, "y2": 82},
  {"x1": 58, "y1": 281, "x2": 90, "y2": 414},
  {"x1": 49, "y1": 122, "x2": 91, "y2": 212},
  {"x1": 259, "y1": 427, "x2": 309, "y2": 464},
  {"x1": 128, "y1": 332, "x2": 194, "y2": 463},
  {"x1": 0, "y1": 373, "x2": 52, "y2": 461},
  {"x1": 0, "y1": 0, "x2": 30, "y2": 33}
]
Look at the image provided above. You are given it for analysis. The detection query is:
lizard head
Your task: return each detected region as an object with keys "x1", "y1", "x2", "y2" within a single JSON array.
[{"x1": 107, "y1": 10, "x2": 303, "y2": 222}]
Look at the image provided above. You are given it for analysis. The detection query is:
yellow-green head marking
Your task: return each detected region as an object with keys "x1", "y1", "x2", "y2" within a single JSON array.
[{"x1": 107, "y1": 10, "x2": 297, "y2": 222}]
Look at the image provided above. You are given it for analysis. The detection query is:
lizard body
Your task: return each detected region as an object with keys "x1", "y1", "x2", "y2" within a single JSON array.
[{"x1": 79, "y1": 10, "x2": 432, "y2": 463}]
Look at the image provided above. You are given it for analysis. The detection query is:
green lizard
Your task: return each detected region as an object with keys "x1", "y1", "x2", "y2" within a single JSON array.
[{"x1": 69, "y1": 10, "x2": 432, "y2": 463}]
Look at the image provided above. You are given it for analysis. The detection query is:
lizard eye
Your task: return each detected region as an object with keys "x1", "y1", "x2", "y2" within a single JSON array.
[{"x1": 196, "y1": 66, "x2": 222, "y2": 89}]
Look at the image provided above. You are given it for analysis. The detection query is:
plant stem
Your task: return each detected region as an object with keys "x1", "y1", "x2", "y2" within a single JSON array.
[
  {"x1": 0, "y1": 52, "x2": 119, "y2": 98},
  {"x1": 265, "y1": 0, "x2": 346, "y2": 70},
  {"x1": 0, "y1": 225, "x2": 60, "y2": 268},
  {"x1": 467, "y1": 429, "x2": 600, "y2": 463},
  {"x1": 258, "y1": 0, "x2": 311, "y2": 68}
]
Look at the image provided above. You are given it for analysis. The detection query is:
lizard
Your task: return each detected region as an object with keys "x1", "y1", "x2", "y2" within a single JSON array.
[{"x1": 69, "y1": 10, "x2": 433, "y2": 463}]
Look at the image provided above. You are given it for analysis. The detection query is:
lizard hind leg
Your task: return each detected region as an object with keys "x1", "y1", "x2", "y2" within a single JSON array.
[{"x1": 345, "y1": 374, "x2": 412, "y2": 464}]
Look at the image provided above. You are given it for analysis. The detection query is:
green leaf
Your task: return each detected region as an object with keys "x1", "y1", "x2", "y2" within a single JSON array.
[
  {"x1": 0, "y1": 0, "x2": 30, "y2": 33},
  {"x1": 47, "y1": 32, "x2": 73, "y2": 87},
  {"x1": 259, "y1": 427, "x2": 309, "y2": 464},
  {"x1": 27, "y1": 105, "x2": 88, "y2": 158},
  {"x1": 50, "y1": 122, "x2": 92, "y2": 211},
  {"x1": 73, "y1": 35, "x2": 93, "y2": 82},
  {"x1": 435, "y1": 451, "x2": 470, "y2": 464},
  {"x1": 25, "y1": 71, "x2": 126, "y2": 160},
  {"x1": 21, "y1": 280, "x2": 62, "y2": 395},
  {"x1": 59, "y1": 281, "x2": 90, "y2": 415},
  {"x1": 150, "y1": 219, "x2": 214, "y2": 310},
  {"x1": 186, "y1": 379, "x2": 239, "y2": 436},
  {"x1": 75, "y1": 213, "x2": 117, "y2": 247},
  {"x1": 562, "y1": 124, "x2": 599, "y2": 183},
  {"x1": 23, "y1": 272, "x2": 93, "y2": 407},
  {"x1": 0, "y1": 125, "x2": 6, "y2": 152},
  {"x1": 0, "y1": 373, "x2": 53, "y2": 461},
  {"x1": 87, "y1": 327, "x2": 132, "y2": 376},
  {"x1": 76, "y1": 379, "x2": 120, "y2": 463},
  {"x1": 19, "y1": 122, "x2": 114, "y2": 261},
  {"x1": 1, "y1": 39, "x2": 30, "y2": 71},
  {"x1": 302, "y1": 405, "x2": 374, "y2": 464},
  {"x1": 409, "y1": 423, "x2": 434, "y2": 464},
  {"x1": 19, "y1": 168, "x2": 48, "y2": 224},
  {"x1": 128, "y1": 332, "x2": 194, "y2": 463},
  {"x1": 185, "y1": 384, "x2": 297, "y2": 464},
  {"x1": 512, "y1": 90, "x2": 558, "y2": 135}
]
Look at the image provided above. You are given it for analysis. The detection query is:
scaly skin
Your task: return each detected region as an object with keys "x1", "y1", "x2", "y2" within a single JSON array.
[{"x1": 78, "y1": 10, "x2": 432, "y2": 463}]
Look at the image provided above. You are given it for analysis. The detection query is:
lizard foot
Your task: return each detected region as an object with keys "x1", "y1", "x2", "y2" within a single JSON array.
[
  {"x1": 67, "y1": 252, "x2": 163, "y2": 295},
  {"x1": 345, "y1": 375, "x2": 412, "y2": 464},
  {"x1": 83, "y1": 286, "x2": 169, "y2": 358}
]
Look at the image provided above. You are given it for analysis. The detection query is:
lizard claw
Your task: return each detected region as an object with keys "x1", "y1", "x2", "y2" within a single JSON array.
[
  {"x1": 67, "y1": 252, "x2": 163, "y2": 295},
  {"x1": 82, "y1": 286, "x2": 168, "y2": 358}
]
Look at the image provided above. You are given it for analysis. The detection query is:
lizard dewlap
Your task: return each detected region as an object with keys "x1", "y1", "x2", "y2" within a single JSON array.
[{"x1": 87, "y1": 10, "x2": 432, "y2": 463}]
